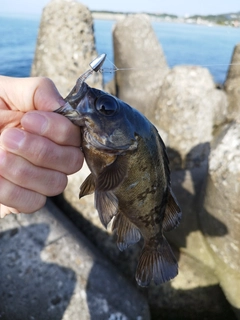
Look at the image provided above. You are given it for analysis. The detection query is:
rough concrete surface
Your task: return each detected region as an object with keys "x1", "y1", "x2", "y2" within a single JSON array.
[
  {"x1": 0, "y1": 200, "x2": 150, "y2": 320},
  {"x1": 113, "y1": 14, "x2": 169, "y2": 117},
  {"x1": 155, "y1": 65, "x2": 228, "y2": 169},
  {"x1": 31, "y1": 0, "x2": 103, "y2": 97},
  {"x1": 224, "y1": 43, "x2": 240, "y2": 120},
  {"x1": 201, "y1": 122, "x2": 240, "y2": 315}
]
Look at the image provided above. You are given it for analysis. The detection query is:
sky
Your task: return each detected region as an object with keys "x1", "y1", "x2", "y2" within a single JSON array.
[{"x1": 0, "y1": 0, "x2": 240, "y2": 17}]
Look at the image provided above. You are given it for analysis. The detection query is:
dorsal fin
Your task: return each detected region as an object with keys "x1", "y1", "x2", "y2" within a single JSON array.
[
  {"x1": 96, "y1": 156, "x2": 128, "y2": 191},
  {"x1": 163, "y1": 188, "x2": 182, "y2": 232},
  {"x1": 79, "y1": 173, "x2": 95, "y2": 198},
  {"x1": 112, "y1": 211, "x2": 141, "y2": 251},
  {"x1": 154, "y1": 126, "x2": 170, "y2": 185},
  {"x1": 153, "y1": 127, "x2": 182, "y2": 232}
]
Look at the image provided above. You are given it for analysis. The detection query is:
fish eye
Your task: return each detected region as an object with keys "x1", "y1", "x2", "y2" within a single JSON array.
[{"x1": 95, "y1": 95, "x2": 118, "y2": 116}]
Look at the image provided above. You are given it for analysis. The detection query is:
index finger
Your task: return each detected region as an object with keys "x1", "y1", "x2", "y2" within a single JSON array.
[{"x1": 21, "y1": 111, "x2": 81, "y2": 147}]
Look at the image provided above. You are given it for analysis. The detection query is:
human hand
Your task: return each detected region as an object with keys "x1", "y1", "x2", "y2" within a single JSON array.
[{"x1": 0, "y1": 76, "x2": 84, "y2": 218}]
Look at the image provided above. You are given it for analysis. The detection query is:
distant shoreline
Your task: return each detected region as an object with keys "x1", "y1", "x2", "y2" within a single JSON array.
[
  {"x1": 92, "y1": 11, "x2": 239, "y2": 27},
  {"x1": 92, "y1": 12, "x2": 126, "y2": 21},
  {"x1": 92, "y1": 11, "x2": 215, "y2": 26}
]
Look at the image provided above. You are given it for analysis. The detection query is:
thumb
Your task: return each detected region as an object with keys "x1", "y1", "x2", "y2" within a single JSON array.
[{"x1": 0, "y1": 76, "x2": 65, "y2": 113}]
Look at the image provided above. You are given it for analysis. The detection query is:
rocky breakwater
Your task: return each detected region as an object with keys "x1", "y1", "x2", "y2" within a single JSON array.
[
  {"x1": 153, "y1": 66, "x2": 228, "y2": 169},
  {"x1": 31, "y1": 0, "x2": 103, "y2": 97},
  {"x1": 152, "y1": 64, "x2": 228, "y2": 262},
  {"x1": 58, "y1": 12, "x2": 238, "y2": 320},
  {"x1": 224, "y1": 43, "x2": 240, "y2": 121},
  {"x1": 153, "y1": 63, "x2": 240, "y2": 318},
  {"x1": 201, "y1": 122, "x2": 240, "y2": 315},
  {"x1": 112, "y1": 14, "x2": 169, "y2": 118}
]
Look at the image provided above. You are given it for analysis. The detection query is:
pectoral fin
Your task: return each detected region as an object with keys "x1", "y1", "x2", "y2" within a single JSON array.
[
  {"x1": 79, "y1": 173, "x2": 95, "y2": 198},
  {"x1": 112, "y1": 211, "x2": 141, "y2": 251},
  {"x1": 162, "y1": 189, "x2": 182, "y2": 232},
  {"x1": 95, "y1": 190, "x2": 118, "y2": 228},
  {"x1": 96, "y1": 156, "x2": 128, "y2": 191}
]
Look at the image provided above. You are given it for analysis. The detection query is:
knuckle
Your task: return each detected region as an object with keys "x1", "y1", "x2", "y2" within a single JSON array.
[
  {"x1": 35, "y1": 139, "x2": 55, "y2": 164},
  {"x1": 0, "y1": 175, "x2": 47, "y2": 213},
  {"x1": 13, "y1": 162, "x2": 31, "y2": 182},
  {"x1": 35, "y1": 76, "x2": 54, "y2": 88}
]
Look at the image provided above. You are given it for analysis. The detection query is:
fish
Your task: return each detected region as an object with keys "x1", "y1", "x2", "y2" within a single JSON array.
[{"x1": 55, "y1": 75, "x2": 182, "y2": 287}]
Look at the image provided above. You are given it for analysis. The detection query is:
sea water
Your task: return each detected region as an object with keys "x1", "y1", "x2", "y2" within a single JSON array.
[
  {"x1": 0, "y1": 15, "x2": 240, "y2": 84},
  {"x1": 0, "y1": 16, "x2": 39, "y2": 77}
]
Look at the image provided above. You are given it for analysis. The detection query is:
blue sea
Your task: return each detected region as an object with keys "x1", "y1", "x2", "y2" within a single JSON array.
[{"x1": 0, "y1": 15, "x2": 240, "y2": 85}]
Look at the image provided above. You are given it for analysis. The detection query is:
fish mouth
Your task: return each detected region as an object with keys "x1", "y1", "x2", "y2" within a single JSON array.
[
  {"x1": 65, "y1": 79, "x2": 89, "y2": 105},
  {"x1": 54, "y1": 81, "x2": 90, "y2": 125},
  {"x1": 54, "y1": 102, "x2": 85, "y2": 125}
]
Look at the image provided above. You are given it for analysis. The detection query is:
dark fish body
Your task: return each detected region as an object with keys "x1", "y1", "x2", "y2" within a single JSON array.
[{"x1": 56, "y1": 81, "x2": 182, "y2": 286}]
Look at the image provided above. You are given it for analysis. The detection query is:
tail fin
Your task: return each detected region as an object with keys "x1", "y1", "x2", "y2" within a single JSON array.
[{"x1": 135, "y1": 236, "x2": 178, "y2": 287}]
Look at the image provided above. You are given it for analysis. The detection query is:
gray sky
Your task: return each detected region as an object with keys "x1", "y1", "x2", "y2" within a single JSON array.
[{"x1": 1, "y1": 0, "x2": 240, "y2": 17}]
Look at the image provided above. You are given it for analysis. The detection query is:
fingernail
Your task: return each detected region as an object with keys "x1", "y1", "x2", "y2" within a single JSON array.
[
  {"x1": 21, "y1": 112, "x2": 48, "y2": 134},
  {"x1": 0, "y1": 210, "x2": 7, "y2": 219},
  {"x1": 1, "y1": 128, "x2": 25, "y2": 151},
  {"x1": 0, "y1": 206, "x2": 11, "y2": 219}
]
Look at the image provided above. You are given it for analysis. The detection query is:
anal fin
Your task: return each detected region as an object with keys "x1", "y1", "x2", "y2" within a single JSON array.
[
  {"x1": 135, "y1": 236, "x2": 178, "y2": 287},
  {"x1": 163, "y1": 188, "x2": 182, "y2": 232},
  {"x1": 112, "y1": 211, "x2": 141, "y2": 251},
  {"x1": 95, "y1": 190, "x2": 118, "y2": 228}
]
